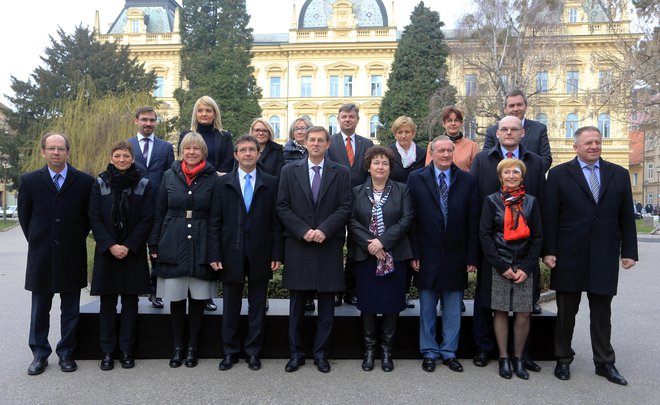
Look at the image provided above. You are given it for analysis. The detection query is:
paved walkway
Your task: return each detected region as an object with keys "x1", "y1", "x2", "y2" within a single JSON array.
[{"x1": 1, "y1": 226, "x2": 658, "y2": 404}]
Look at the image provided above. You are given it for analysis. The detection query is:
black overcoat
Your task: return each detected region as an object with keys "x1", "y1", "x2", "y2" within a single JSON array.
[
  {"x1": 542, "y1": 157, "x2": 638, "y2": 296},
  {"x1": 407, "y1": 164, "x2": 479, "y2": 291},
  {"x1": 276, "y1": 159, "x2": 351, "y2": 292},
  {"x1": 484, "y1": 118, "x2": 552, "y2": 172},
  {"x1": 216, "y1": 168, "x2": 283, "y2": 283},
  {"x1": 387, "y1": 142, "x2": 427, "y2": 184},
  {"x1": 347, "y1": 178, "x2": 413, "y2": 262},
  {"x1": 148, "y1": 161, "x2": 221, "y2": 281},
  {"x1": 89, "y1": 172, "x2": 155, "y2": 295},
  {"x1": 327, "y1": 133, "x2": 374, "y2": 187},
  {"x1": 257, "y1": 140, "x2": 285, "y2": 178},
  {"x1": 18, "y1": 164, "x2": 94, "y2": 293}
]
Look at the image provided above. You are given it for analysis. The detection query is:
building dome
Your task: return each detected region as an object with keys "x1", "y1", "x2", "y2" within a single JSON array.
[{"x1": 299, "y1": 0, "x2": 388, "y2": 29}]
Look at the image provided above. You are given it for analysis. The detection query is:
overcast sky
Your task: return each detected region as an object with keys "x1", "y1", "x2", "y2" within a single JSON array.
[{"x1": 0, "y1": 1, "x2": 465, "y2": 108}]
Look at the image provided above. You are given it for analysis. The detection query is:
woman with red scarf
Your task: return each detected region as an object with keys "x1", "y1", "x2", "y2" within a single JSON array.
[
  {"x1": 148, "y1": 132, "x2": 221, "y2": 369},
  {"x1": 479, "y1": 159, "x2": 542, "y2": 380}
]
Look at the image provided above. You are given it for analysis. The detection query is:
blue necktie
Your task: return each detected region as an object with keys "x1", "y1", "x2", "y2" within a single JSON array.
[
  {"x1": 243, "y1": 174, "x2": 253, "y2": 212},
  {"x1": 311, "y1": 166, "x2": 321, "y2": 204},
  {"x1": 439, "y1": 172, "x2": 448, "y2": 219},
  {"x1": 53, "y1": 173, "x2": 61, "y2": 191},
  {"x1": 586, "y1": 165, "x2": 600, "y2": 203}
]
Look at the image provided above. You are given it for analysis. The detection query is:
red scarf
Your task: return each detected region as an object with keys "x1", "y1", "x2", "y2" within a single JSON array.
[
  {"x1": 501, "y1": 185, "x2": 530, "y2": 241},
  {"x1": 181, "y1": 160, "x2": 206, "y2": 185}
]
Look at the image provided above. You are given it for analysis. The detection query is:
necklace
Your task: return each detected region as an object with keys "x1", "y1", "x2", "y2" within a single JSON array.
[{"x1": 372, "y1": 184, "x2": 386, "y2": 192}]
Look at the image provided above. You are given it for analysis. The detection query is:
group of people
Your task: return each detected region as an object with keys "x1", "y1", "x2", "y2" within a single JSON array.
[{"x1": 18, "y1": 90, "x2": 637, "y2": 386}]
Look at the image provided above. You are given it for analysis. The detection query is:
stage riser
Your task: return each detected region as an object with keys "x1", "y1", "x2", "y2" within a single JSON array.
[{"x1": 75, "y1": 299, "x2": 555, "y2": 360}]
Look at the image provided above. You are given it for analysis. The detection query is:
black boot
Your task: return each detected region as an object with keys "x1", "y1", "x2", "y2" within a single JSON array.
[
  {"x1": 361, "y1": 313, "x2": 377, "y2": 371},
  {"x1": 513, "y1": 357, "x2": 529, "y2": 380},
  {"x1": 381, "y1": 313, "x2": 397, "y2": 372}
]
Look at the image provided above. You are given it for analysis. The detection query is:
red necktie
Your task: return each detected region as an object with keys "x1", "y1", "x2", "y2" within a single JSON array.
[
  {"x1": 346, "y1": 136, "x2": 354, "y2": 166},
  {"x1": 506, "y1": 151, "x2": 513, "y2": 158}
]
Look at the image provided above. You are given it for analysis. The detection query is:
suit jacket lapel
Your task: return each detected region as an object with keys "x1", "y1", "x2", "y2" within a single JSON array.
[
  {"x1": 317, "y1": 162, "x2": 337, "y2": 203},
  {"x1": 422, "y1": 165, "x2": 441, "y2": 209},
  {"x1": 567, "y1": 157, "x2": 595, "y2": 202},
  {"x1": 39, "y1": 166, "x2": 59, "y2": 193},
  {"x1": 598, "y1": 158, "x2": 613, "y2": 200},
  {"x1": 331, "y1": 135, "x2": 349, "y2": 166},
  {"x1": 132, "y1": 137, "x2": 148, "y2": 167},
  {"x1": 294, "y1": 161, "x2": 313, "y2": 210}
]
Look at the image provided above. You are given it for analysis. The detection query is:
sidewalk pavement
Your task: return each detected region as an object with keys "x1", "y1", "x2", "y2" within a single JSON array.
[{"x1": 1, "y1": 226, "x2": 658, "y2": 404}]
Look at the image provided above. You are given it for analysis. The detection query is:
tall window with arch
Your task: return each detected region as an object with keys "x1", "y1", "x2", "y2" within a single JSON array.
[
  {"x1": 598, "y1": 113, "x2": 610, "y2": 138},
  {"x1": 535, "y1": 113, "x2": 548, "y2": 127},
  {"x1": 328, "y1": 115, "x2": 339, "y2": 134},
  {"x1": 269, "y1": 116, "x2": 281, "y2": 139},
  {"x1": 565, "y1": 113, "x2": 578, "y2": 138},
  {"x1": 153, "y1": 77, "x2": 164, "y2": 97},
  {"x1": 369, "y1": 115, "x2": 380, "y2": 138}
]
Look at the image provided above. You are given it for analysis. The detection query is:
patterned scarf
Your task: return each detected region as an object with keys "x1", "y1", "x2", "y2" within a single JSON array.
[
  {"x1": 368, "y1": 183, "x2": 395, "y2": 276},
  {"x1": 293, "y1": 140, "x2": 307, "y2": 154},
  {"x1": 501, "y1": 184, "x2": 530, "y2": 241},
  {"x1": 447, "y1": 132, "x2": 464, "y2": 143},
  {"x1": 395, "y1": 141, "x2": 417, "y2": 168},
  {"x1": 102, "y1": 163, "x2": 142, "y2": 242}
]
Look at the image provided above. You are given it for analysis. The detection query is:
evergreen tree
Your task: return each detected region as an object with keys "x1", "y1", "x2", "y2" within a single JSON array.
[
  {"x1": 7, "y1": 25, "x2": 156, "y2": 137},
  {"x1": 175, "y1": 0, "x2": 262, "y2": 136},
  {"x1": 378, "y1": 2, "x2": 455, "y2": 145}
]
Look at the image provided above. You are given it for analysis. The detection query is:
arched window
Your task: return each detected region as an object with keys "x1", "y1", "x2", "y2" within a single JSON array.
[
  {"x1": 269, "y1": 116, "x2": 281, "y2": 139},
  {"x1": 369, "y1": 115, "x2": 380, "y2": 138},
  {"x1": 565, "y1": 113, "x2": 578, "y2": 138},
  {"x1": 535, "y1": 113, "x2": 548, "y2": 127},
  {"x1": 598, "y1": 113, "x2": 611, "y2": 138},
  {"x1": 328, "y1": 115, "x2": 338, "y2": 135}
]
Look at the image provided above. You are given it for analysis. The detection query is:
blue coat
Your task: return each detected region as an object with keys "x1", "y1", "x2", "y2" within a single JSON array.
[{"x1": 407, "y1": 164, "x2": 479, "y2": 291}]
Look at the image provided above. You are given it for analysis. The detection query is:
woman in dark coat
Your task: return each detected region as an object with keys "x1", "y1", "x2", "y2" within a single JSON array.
[
  {"x1": 386, "y1": 116, "x2": 426, "y2": 309},
  {"x1": 479, "y1": 159, "x2": 542, "y2": 380},
  {"x1": 250, "y1": 118, "x2": 284, "y2": 178},
  {"x1": 282, "y1": 117, "x2": 312, "y2": 166},
  {"x1": 178, "y1": 95, "x2": 234, "y2": 175},
  {"x1": 348, "y1": 146, "x2": 413, "y2": 372},
  {"x1": 149, "y1": 132, "x2": 221, "y2": 369},
  {"x1": 90, "y1": 140, "x2": 155, "y2": 370}
]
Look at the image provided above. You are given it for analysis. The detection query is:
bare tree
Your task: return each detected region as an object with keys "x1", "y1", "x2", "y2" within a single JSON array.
[{"x1": 452, "y1": 0, "x2": 569, "y2": 135}]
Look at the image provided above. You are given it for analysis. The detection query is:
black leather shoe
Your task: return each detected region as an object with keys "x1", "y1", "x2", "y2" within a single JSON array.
[
  {"x1": 381, "y1": 351, "x2": 394, "y2": 372},
  {"x1": 405, "y1": 294, "x2": 415, "y2": 308},
  {"x1": 152, "y1": 296, "x2": 164, "y2": 309},
  {"x1": 513, "y1": 357, "x2": 529, "y2": 380},
  {"x1": 219, "y1": 353, "x2": 239, "y2": 370},
  {"x1": 523, "y1": 356, "x2": 542, "y2": 372},
  {"x1": 532, "y1": 303, "x2": 542, "y2": 314},
  {"x1": 314, "y1": 358, "x2": 331, "y2": 373},
  {"x1": 285, "y1": 358, "x2": 305, "y2": 372},
  {"x1": 304, "y1": 299, "x2": 316, "y2": 312},
  {"x1": 361, "y1": 350, "x2": 375, "y2": 371},
  {"x1": 595, "y1": 363, "x2": 628, "y2": 386},
  {"x1": 473, "y1": 349, "x2": 489, "y2": 367},
  {"x1": 334, "y1": 294, "x2": 343, "y2": 306},
  {"x1": 185, "y1": 348, "x2": 198, "y2": 368},
  {"x1": 246, "y1": 355, "x2": 261, "y2": 370},
  {"x1": 119, "y1": 351, "x2": 134, "y2": 369},
  {"x1": 498, "y1": 357, "x2": 512, "y2": 379},
  {"x1": 204, "y1": 300, "x2": 217, "y2": 312},
  {"x1": 99, "y1": 353, "x2": 114, "y2": 371},
  {"x1": 58, "y1": 357, "x2": 77, "y2": 372},
  {"x1": 28, "y1": 357, "x2": 48, "y2": 375},
  {"x1": 554, "y1": 362, "x2": 570, "y2": 381},
  {"x1": 443, "y1": 357, "x2": 464, "y2": 372},
  {"x1": 422, "y1": 357, "x2": 436, "y2": 372},
  {"x1": 169, "y1": 348, "x2": 183, "y2": 368}
]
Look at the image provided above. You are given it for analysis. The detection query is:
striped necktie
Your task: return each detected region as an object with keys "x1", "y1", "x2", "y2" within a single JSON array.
[
  {"x1": 53, "y1": 173, "x2": 61, "y2": 191},
  {"x1": 586, "y1": 165, "x2": 600, "y2": 203}
]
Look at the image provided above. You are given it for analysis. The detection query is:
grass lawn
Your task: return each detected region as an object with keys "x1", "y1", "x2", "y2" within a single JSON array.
[
  {"x1": 0, "y1": 220, "x2": 18, "y2": 231},
  {"x1": 636, "y1": 219, "x2": 656, "y2": 234}
]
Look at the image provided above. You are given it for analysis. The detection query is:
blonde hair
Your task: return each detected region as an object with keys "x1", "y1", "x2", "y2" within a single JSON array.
[
  {"x1": 391, "y1": 116, "x2": 417, "y2": 136},
  {"x1": 190, "y1": 96, "x2": 223, "y2": 132},
  {"x1": 249, "y1": 118, "x2": 276, "y2": 141},
  {"x1": 180, "y1": 132, "x2": 209, "y2": 160},
  {"x1": 496, "y1": 158, "x2": 526, "y2": 178}
]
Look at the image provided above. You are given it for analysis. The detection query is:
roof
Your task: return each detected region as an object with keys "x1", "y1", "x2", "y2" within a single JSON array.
[
  {"x1": 107, "y1": 0, "x2": 181, "y2": 34},
  {"x1": 298, "y1": 0, "x2": 388, "y2": 29}
]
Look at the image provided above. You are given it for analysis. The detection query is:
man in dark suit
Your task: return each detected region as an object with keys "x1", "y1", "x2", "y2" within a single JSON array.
[
  {"x1": 127, "y1": 106, "x2": 175, "y2": 309},
  {"x1": 470, "y1": 115, "x2": 545, "y2": 371},
  {"x1": 215, "y1": 135, "x2": 282, "y2": 371},
  {"x1": 327, "y1": 103, "x2": 374, "y2": 306},
  {"x1": 277, "y1": 126, "x2": 352, "y2": 373},
  {"x1": 543, "y1": 126, "x2": 637, "y2": 385},
  {"x1": 483, "y1": 90, "x2": 552, "y2": 172},
  {"x1": 407, "y1": 135, "x2": 478, "y2": 373},
  {"x1": 18, "y1": 132, "x2": 94, "y2": 375}
]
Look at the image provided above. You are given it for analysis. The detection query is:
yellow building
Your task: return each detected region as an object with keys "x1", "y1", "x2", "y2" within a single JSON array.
[
  {"x1": 99, "y1": 0, "x2": 638, "y2": 168},
  {"x1": 95, "y1": 0, "x2": 182, "y2": 120}
]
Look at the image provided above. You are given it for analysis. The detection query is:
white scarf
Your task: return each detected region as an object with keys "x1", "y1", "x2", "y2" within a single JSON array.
[{"x1": 396, "y1": 141, "x2": 417, "y2": 168}]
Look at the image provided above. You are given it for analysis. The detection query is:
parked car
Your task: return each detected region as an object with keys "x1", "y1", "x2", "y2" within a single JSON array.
[{"x1": 3, "y1": 205, "x2": 17, "y2": 218}]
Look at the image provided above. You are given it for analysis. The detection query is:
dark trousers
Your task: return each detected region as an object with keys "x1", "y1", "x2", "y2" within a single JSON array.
[
  {"x1": 532, "y1": 262, "x2": 541, "y2": 304},
  {"x1": 222, "y1": 280, "x2": 268, "y2": 357},
  {"x1": 555, "y1": 291, "x2": 615, "y2": 364},
  {"x1": 342, "y1": 258, "x2": 356, "y2": 299},
  {"x1": 472, "y1": 278, "x2": 495, "y2": 353},
  {"x1": 99, "y1": 294, "x2": 138, "y2": 353},
  {"x1": 289, "y1": 290, "x2": 335, "y2": 359},
  {"x1": 29, "y1": 290, "x2": 81, "y2": 359}
]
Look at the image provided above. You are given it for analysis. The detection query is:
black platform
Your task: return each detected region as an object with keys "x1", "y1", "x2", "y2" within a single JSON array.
[{"x1": 75, "y1": 298, "x2": 555, "y2": 360}]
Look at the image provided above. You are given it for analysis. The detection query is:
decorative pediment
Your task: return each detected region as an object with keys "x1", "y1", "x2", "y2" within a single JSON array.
[
  {"x1": 558, "y1": 96, "x2": 586, "y2": 107},
  {"x1": 293, "y1": 101, "x2": 320, "y2": 110},
  {"x1": 261, "y1": 101, "x2": 288, "y2": 110},
  {"x1": 295, "y1": 63, "x2": 318, "y2": 77},
  {"x1": 321, "y1": 100, "x2": 357, "y2": 110},
  {"x1": 365, "y1": 62, "x2": 388, "y2": 74},
  {"x1": 324, "y1": 61, "x2": 359, "y2": 75},
  {"x1": 361, "y1": 100, "x2": 382, "y2": 110},
  {"x1": 265, "y1": 63, "x2": 287, "y2": 76}
]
